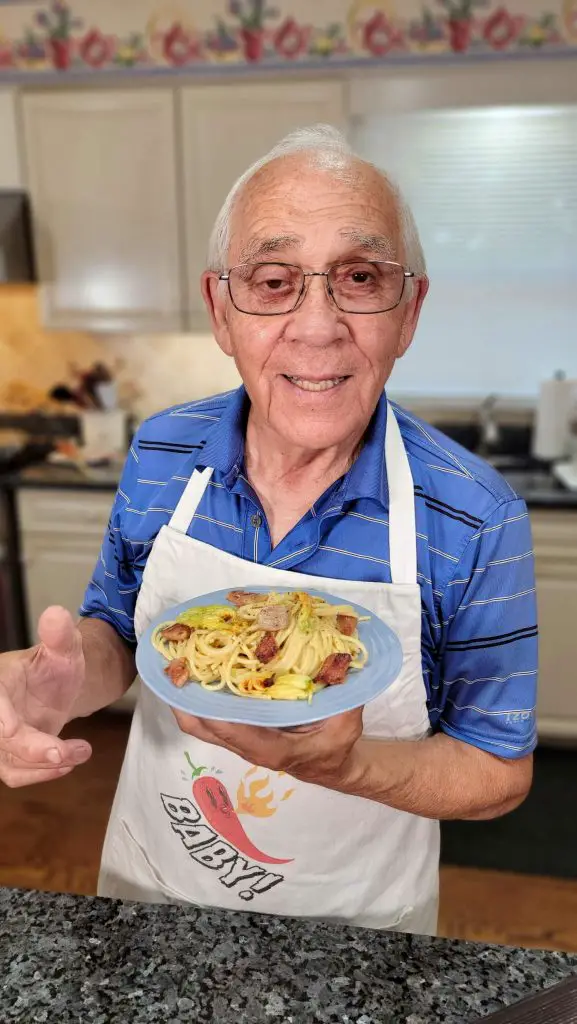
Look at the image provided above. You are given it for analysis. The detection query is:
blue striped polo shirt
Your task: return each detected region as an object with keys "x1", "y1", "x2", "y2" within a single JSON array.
[{"x1": 82, "y1": 387, "x2": 538, "y2": 760}]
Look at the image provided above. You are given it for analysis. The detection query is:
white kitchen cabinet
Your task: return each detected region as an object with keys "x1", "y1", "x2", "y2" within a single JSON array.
[
  {"x1": 21, "y1": 535, "x2": 105, "y2": 641},
  {"x1": 180, "y1": 79, "x2": 346, "y2": 327},
  {"x1": 0, "y1": 89, "x2": 22, "y2": 188},
  {"x1": 21, "y1": 89, "x2": 184, "y2": 332},
  {"x1": 17, "y1": 488, "x2": 112, "y2": 638},
  {"x1": 532, "y1": 510, "x2": 577, "y2": 740},
  {"x1": 17, "y1": 487, "x2": 138, "y2": 712}
]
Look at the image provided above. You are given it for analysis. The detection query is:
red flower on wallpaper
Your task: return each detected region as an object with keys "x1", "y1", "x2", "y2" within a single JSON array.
[
  {"x1": 483, "y1": 7, "x2": 525, "y2": 49},
  {"x1": 163, "y1": 22, "x2": 201, "y2": 66},
  {"x1": 362, "y1": 12, "x2": 404, "y2": 57},
  {"x1": 0, "y1": 43, "x2": 14, "y2": 68},
  {"x1": 273, "y1": 17, "x2": 309, "y2": 59},
  {"x1": 79, "y1": 28, "x2": 115, "y2": 68}
]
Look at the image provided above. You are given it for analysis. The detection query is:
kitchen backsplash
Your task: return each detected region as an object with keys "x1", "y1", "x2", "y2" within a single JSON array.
[
  {"x1": 0, "y1": 284, "x2": 241, "y2": 420},
  {"x1": 0, "y1": 284, "x2": 537, "y2": 428}
]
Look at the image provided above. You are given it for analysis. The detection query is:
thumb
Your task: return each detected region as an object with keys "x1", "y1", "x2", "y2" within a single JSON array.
[{"x1": 37, "y1": 606, "x2": 82, "y2": 660}]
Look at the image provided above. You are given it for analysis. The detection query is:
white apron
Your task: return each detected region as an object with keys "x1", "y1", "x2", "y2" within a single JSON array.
[{"x1": 98, "y1": 403, "x2": 440, "y2": 935}]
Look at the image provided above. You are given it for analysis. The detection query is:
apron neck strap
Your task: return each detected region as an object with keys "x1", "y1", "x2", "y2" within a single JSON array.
[
  {"x1": 385, "y1": 402, "x2": 418, "y2": 587},
  {"x1": 168, "y1": 404, "x2": 417, "y2": 587},
  {"x1": 169, "y1": 465, "x2": 213, "y2": 534}
]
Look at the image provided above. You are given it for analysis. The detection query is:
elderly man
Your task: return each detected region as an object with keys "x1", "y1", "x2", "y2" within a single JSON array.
[{"x1": 0, "y1": 126, "x2": 537, "y2": 936}]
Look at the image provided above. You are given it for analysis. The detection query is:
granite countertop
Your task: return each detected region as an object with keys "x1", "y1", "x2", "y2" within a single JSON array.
[{"x1": 1, "y1": 887, "x2": 576, "y2": 1024}]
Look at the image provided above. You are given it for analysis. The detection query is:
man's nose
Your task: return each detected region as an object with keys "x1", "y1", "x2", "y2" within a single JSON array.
[{"x1": 287, "y1": 274, "x2": 342, "y2": 345}]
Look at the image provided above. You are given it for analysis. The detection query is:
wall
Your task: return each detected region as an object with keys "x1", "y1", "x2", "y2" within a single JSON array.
[
  {"x1": 0, "y1": 285, "x2": 241, "y2": 419},
  {"x1": 0, "y1": 0, "x2": 575, "y2": 80},
  {"x1": 0, "y1": 88, "x2": 21, "y2": 187}
]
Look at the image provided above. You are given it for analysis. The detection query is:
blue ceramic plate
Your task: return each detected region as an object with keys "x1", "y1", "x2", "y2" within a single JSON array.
[{"x1": 136, "y1": 586, "x2": 403, "y2": 728}]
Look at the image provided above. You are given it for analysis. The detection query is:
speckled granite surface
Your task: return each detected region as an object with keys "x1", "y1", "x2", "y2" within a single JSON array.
[{"x1": 1, "y1": 888, "x2": 576, "y2": 1024}]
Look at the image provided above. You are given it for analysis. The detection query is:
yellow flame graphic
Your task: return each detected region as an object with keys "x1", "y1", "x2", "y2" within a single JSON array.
[{"x1": 236, "y1": 766, "x2": 295, "y2": 818}]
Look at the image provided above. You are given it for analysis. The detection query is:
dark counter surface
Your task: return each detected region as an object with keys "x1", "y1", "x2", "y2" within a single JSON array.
[
  {"x1": 2, "y1": 459, "x2": 577, "y2": 508},
  {"x1": 1, "y1": 887, "x2": 576, "y2": 1024},
  {"x1": 1, "y1": 462, "x2": 121, "y2": 491}
]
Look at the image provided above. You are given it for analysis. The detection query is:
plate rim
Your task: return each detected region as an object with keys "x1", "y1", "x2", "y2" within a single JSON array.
[{"x1": 135, "y1": 586, "x2": 403, "y2": 727}]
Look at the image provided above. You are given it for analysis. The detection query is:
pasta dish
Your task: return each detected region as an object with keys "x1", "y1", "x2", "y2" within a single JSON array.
[{"x1": 152, "y1": 590, "x2": 369, "y2": 702}]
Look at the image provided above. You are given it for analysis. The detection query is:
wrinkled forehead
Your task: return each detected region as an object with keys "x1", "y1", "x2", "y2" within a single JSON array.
[{"x1": 228, "y1": 154, "x2": 402, "y2": 266}]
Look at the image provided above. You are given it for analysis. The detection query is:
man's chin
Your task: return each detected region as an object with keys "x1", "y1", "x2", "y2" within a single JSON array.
[{"x1": 272, "y1": 413, "x2": 359, "y2": 453}]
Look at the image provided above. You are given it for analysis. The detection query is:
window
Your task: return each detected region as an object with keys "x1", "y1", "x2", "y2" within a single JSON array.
[{"x1": 351, "y1": 104, "x2": 577, "y2": 397}]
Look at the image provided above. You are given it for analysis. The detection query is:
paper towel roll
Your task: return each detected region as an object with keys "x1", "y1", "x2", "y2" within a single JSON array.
[{"x1": 532, "y1": 376, "x2": 574, "y2": 461}]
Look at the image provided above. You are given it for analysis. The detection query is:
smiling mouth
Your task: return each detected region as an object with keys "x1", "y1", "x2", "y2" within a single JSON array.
[{"x1": 283, "y1": 375, "x2": 350, "y2": 393}]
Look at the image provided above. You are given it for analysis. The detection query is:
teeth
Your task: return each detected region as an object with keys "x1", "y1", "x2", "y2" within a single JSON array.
[{"x1": 286, "y1": 376, "x2": 346, "y2": 392}]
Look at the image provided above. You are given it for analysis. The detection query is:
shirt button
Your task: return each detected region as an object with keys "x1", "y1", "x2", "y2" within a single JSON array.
[{"x1": 251, "y1": 513, "x2": 262, "y2": 528}]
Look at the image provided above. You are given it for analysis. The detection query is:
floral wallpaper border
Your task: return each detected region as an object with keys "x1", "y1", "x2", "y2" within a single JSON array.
[{"x1": 0, "y1": 1, "x2": 576, "y2": 78}]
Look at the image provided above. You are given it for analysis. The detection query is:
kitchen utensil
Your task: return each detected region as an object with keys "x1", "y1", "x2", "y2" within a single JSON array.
[
  {"x1": 79, "y1": 409, "x2": 127, "y2": 458},
  {"x1": 553, "y1": 459, "x2": 577, "y2": 493},
  {"x1": 49, "y1": 385, "x2": 78, "y2": 405},
  {"x1": 532, "y1": 373, "x2": 577, "y2": 462},
  {"x1": 136, "y1": 586, "x2": 403, "y2": 728}
]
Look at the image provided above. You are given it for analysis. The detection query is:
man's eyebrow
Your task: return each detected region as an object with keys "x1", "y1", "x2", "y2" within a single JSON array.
[
  {"x1": 238, "y1": 235, "x2": 302, "y2": 263},
  {"x1": 338, "y1": 231, "x2": 397, "y2": 260}
]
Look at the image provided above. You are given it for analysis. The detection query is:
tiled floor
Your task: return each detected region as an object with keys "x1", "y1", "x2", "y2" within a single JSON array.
[{"x1": 2, "y1": 711, "x2": 576, "y2": 952}]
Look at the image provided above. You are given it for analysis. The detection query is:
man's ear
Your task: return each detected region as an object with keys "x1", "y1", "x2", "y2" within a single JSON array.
[
  {"x1": 201, "y1": 271, "x2": 233, "y2": 356},
  {"x1": 397, "y1": 276, "x2": 429, "y2": 358}
]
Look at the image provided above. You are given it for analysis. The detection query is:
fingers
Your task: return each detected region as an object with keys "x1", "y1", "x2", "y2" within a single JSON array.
[
  {"x1": 172, "y1": 710, "x2": 219, "y2": 744},
  {"x1": 37, "y1": 606, "x2": 82, "y2": 659},
  {"x1": 283, "y1": 725, "x2": 323, "y2": 734},
  {"x1": 0, "y1": 722, "x2": 92, "y2": 788},
  {"x1": 7, "y1": 723, "x2": 92, "y2": 767},
  {"x1": 2, "y1": 765, "x2": 75, "y2": 789},
  {"x1": 174, "y1": 711, "x2": 277, "y2": 744},
  {"x1": 0, "y1": 682, "x2": 20, "y2": 739}
]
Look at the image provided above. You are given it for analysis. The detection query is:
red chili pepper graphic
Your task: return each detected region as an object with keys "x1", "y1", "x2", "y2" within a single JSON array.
[{"x1": 185, "y1": 755, "x2": 293, "y2": 866}]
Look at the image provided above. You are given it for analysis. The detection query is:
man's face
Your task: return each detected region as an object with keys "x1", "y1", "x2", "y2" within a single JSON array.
[{"x1": 202, "y1": 155, "x2": 428, "y2": 451}]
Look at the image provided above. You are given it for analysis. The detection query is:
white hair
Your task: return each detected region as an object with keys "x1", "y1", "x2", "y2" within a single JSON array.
[{"x1": 207, "y1": 124, "x2": 427, "y2": 278}]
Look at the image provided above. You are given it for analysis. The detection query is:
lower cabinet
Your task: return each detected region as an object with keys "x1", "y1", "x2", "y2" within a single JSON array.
[
  {"x1": 532, "y1": 510, "x2": 577, "y2": 741},
  {"x1": 17, "y1": 487, "x2": 138, "y2": 711}
]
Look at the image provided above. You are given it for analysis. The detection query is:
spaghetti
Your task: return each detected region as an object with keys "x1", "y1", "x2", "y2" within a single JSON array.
[{"x1": 152, "y1": 590, "x2": 369, "y2": 702}]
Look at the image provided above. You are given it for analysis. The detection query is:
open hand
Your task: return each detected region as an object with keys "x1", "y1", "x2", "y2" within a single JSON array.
[
  {"x1": 172, "y1": 706, "x2": 363, "y2": 789},
  {"x1": 0, "y1": 606, "x2": 92, "y2": 788}
]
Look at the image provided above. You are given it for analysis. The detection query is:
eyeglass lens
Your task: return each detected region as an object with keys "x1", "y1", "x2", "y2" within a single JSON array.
[{"x1": 227, "y1": 261, "x2": 406, "y2": 315}]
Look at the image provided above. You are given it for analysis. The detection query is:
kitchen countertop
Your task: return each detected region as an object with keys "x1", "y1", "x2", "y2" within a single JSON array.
[
  {"x1": 1, "y1": 462, "x2": 122, "y2": 491},
  {"x1": 2, "y1": 461, "x2": 577, "y2": 509},
  {"x1": 1, "y1": 887, "x2": 576, "y2": 1024}
]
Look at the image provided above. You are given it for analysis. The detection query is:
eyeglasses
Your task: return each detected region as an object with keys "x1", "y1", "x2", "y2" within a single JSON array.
[{"x1": 218, "y1": 260, "x2": 415, "y2": 316}]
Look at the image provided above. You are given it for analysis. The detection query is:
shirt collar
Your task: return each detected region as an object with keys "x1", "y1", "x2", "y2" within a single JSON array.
[
  {"x1": 341, "y1": 390, "x2": 389, "y2": 509},
  {"x1": 199, "y1": 386, "x2": 249, "y2": 485},
  {"x1": 199, "y1": 385, "x2": 389, "y2": 509}
]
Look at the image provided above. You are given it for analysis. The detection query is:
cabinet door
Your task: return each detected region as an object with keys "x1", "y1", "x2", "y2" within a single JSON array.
[
  {"x1": 180, "y1": 80, "x2": 346, "y2": 327},
  {"x1": 17, "y1": 488, "x2": 111, "y2": 642},
  {"x1": 21, "y1": 89, "x2": 183, "y2": 332},
  {"x1": 532, "y1": 511, "x2": 577, "y2": 739},
  {"x1": 21, "y1": 535, "x2": 103, "y2": 642}
]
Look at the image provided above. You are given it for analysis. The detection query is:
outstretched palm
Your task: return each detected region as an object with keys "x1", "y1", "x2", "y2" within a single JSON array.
[
  {"x1": 0, "y1": 607, "x2": 92, "y2": 788},
  {"x1": 8, "y1": 607, "x2": 85, "y2": 733}
]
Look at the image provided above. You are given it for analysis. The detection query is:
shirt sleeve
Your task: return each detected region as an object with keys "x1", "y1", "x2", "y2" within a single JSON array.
[
  {"x1": 80, "y1": 446, "x2": 139, "y2": 647},
  {"x1": 436, "y1": 497, "x2": 538, "y2": 760}
]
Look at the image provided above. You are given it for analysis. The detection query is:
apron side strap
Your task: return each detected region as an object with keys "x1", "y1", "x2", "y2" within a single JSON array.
[
  {"x1": 385, "y1": 403, "x2": 418, "y2": 587},
  {"x1": 169, "y1": 466, "x2": 214, "y2": 535}
]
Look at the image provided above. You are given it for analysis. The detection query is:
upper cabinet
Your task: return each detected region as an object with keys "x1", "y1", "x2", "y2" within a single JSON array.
[
  {"x1": 19, "y1": 78, "x2": 346, "y2": 333},
  {"x1": 180, "y1": 80, "x2": 346, "y2": 327},
  {"x1": 21, "y1": 89, "x2": 184, "y2": 333},
  {"x1": 0, "y1": 90, "x2": 22, "y2": 189}
]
